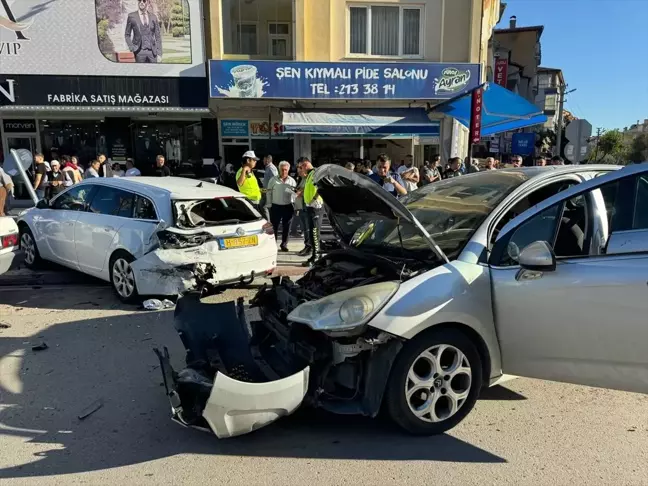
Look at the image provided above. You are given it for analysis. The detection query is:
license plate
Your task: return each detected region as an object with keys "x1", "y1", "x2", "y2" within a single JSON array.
[{"x1": 220, "y1": 235, "x2": 258, "y2": 249}]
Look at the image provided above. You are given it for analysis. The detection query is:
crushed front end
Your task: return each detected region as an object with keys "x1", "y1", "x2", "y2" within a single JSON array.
[{"x1": 156, "y1": 251, "x2": 413, "y2": 438}]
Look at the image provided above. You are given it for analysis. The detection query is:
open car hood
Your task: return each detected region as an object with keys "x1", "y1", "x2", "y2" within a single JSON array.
[{"x1": 313, "y1": 164, "x2": 449, "y2": 263}]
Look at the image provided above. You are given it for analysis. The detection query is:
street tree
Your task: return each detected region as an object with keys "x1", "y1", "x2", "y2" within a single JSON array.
[
  {"x1": 628, "y1": 134, "x2": 648, "y2": 163},
  {"x1": 589, "y1": 129, "x2": 628, "y2": 164}
]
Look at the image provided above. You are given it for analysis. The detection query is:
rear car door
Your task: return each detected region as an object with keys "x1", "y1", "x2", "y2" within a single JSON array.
[
  {"x1": 74, "y1": 186, "x2": 133, "y2": 275},
  {"x1": 489, "y1": 164, "x2": 648, "y2": 394},
  {"x1": 35, "y1": 185, "x2": 97, "y2": 267}
]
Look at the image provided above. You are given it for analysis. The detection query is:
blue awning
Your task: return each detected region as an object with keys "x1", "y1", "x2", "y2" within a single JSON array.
[
  {"x1": 282, "y1": 108, "x2": 440, "y2": 135},
  {"x1": 432, "y1": 82, "x2": 547, "y2": 136}
]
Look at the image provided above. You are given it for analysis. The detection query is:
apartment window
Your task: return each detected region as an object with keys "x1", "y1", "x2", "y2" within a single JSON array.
[
  {"x1": 268, "y1": 22, "x2": 290, "y2": 57},
  {"x1": 236, "y1": 23, "x2": 258, "y2": 55},
  {"x1": 544, "y1": 93, "x2": 558, "y2": 112},
  {"x1": 222, "y1": 0, "x2": 293, "y2": 57},
  {"x1": 349, "y1": 4, "x2": 423, "y2": 57}
]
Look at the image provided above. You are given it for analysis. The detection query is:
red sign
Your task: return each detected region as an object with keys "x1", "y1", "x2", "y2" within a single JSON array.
[
  {"x1": 494, "y1": 57, "x2": 508, "y2": 87},
  {"x1": 469, "y1": 87, "x2": 484, "y2": 144},
  {"x1": 249, "y1": 121, "x2": 285, "y2": 137}
]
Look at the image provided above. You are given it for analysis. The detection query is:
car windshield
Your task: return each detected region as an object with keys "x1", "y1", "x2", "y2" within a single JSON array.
[{"x1": 346, "y1": 171, "x2": 530, "y2": 260}]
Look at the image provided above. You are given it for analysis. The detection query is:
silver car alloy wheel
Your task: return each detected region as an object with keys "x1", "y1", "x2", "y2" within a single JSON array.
[
  {"x1": 113, "y1": 258, "x2": 135, "y2": 298},
  {"x1": 405, "y1": 344, "x2": 472, "y2": 423},
  {"x1": 21, "y1": 233, "x2": 35, "y2": 265}
]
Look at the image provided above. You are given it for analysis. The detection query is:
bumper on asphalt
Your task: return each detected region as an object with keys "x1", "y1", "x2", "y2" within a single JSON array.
[
  {"x1": 154, "y1": 293, "x2": 309, "y2": 439},
  {"x1": 0, "y1": 249, "x2": 24, "y2": 275}
]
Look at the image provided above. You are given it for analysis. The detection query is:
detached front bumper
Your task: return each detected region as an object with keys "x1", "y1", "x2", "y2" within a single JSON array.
[{"x1": 155, "y1": 293, "x2": 309, "y2": 439}]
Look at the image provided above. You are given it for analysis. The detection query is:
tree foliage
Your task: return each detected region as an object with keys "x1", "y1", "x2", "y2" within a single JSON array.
[
  {"x1": 588, "y1": 129, "x2": 628, "y2": 164},
  {"x1": 628, "y1": 134, "x2": 648, "y2": 163},
  {"x1": 95, "y1": 0, "x2": 123, "y2": 27}
]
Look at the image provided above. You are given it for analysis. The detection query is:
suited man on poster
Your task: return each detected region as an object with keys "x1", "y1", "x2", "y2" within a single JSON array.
[{"x1": 124, "y1": 0, "x2": 163, "y2": 63}]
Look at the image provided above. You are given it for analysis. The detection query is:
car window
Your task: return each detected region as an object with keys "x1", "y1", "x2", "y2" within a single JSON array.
[
  {"x1": 490, "y1": 180, "x2": 577, "y2": 245},
  {"x1": 51, "y1": 185, "x2": 96, "y2": 211},
  {"x1": 134, "y1": 195, "x2": 158, "y2": 220},
  {"x1": 88, "y1": 186, "x2": 134, "y2": 218},
  {"x1": 492, "y1": 179, "x2": 621, "y2": 266},
  {"x1": 632, "y1": 175, "x2": 648, "y2": 230}
]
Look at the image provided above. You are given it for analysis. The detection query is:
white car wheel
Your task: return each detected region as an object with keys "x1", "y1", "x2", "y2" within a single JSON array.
[
  {"x1": 20, "y1": 228, "x2": 41, "y2": 268},
  {"x1": 111, "y1": 255, "x2": 138, "y2": 303}
]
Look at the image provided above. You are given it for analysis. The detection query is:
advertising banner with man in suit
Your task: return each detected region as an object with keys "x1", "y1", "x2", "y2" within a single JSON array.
[{"x1": 124, "y1": 0, "x2": 163, "y2": 63}]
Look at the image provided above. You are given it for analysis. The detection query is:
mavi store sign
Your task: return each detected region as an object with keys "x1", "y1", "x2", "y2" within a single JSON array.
[{"x1": 209, "y1": 61, "x2": 480, "y2": 100}]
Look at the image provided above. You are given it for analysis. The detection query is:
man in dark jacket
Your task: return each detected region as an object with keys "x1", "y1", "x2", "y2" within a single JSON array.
[{"x1": 124, "y1": 0, "x2": 163, "y2": 63}]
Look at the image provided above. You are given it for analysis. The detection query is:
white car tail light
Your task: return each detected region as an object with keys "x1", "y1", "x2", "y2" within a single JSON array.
[{"x1": 2, "y1": 233, "x2": 18, "y2": 249}]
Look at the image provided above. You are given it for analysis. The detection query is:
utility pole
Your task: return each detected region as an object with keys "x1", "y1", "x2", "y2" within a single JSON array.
[
  {"x1": 555, "y1": 84, "x2": 577, "y2": 157},
  {"x1": 593, "y1": 127, "x2": 604, "y2": 162},
  {"x1": 555, "y1": 83, "x2": 566, "y2": 157}
]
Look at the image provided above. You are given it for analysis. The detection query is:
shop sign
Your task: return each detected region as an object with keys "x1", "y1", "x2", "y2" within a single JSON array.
[
  {"x1": 249, "y1": 121, "x2": 285, "y2": 137},
  {"x1": 0, "y1": 75, "x2": 207, "y2": 108},
  {"x1": 209, "y1": 61, "x2": 480, "y2": 100},
  {"x1": 512, "y1": 133, "x2": 536, "y2": 155},
  {"x1": 494, "y1": 58, "x2": 509, "y2": 88},
  {"x1": 221, "y1": 120, "x2": 249, "y2": 138},
  {"x1": 0, "y1": 0, "x2": 205, "y2": 78},
  {"x1": 3, "y1": 119, "x2": 37, "y2": 133},
  {"x1": 469, "y1": 87, "x2": 484, "y2": 144}
]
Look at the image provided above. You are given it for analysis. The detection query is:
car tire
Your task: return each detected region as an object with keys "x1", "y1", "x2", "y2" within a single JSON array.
[
  {"x1": 385, "y1": 328, "x2": 483, "y2": 436},
  {"x1": 19, "y1": 226, "x2": 43, "y2": 269},
  {"x1": 109, "y1": 251, "x2": 139, "y2": 304}
]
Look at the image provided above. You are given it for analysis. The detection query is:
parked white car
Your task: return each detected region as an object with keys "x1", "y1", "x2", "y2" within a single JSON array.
[
  {"x1": 0, "y1": 216, "x2": 23, "y2": 275},
  {"x1": 157, "y1": 163, "x2": 648, "y2": 439},
  {"x1": 17, "y1": 177, "x2": 277, "y2": 302}
]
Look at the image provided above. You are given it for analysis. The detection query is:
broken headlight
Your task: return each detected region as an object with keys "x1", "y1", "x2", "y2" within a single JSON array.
[
  {"x1": 287, "y1": 281, "x2": 399, "y2": 332},
  {"x1": 157, "y1": 230, "x2": 213, "y2": 249}
]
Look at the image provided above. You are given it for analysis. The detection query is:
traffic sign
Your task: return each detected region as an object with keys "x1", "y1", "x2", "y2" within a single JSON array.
[{"x1": 565, "y1": 120, "x2": 593, "y2": 164}]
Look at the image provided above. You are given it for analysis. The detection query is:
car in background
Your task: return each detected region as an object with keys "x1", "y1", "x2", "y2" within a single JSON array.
[
  {"x1": 17, "y1": 177, "x2": 277, "y2": 302},
  {"x1": 157, "y1": 163, "x2": 648, "y2": 439},
  {"x1": 0, "y1": 216, "x2": 23, "y2": 275}
]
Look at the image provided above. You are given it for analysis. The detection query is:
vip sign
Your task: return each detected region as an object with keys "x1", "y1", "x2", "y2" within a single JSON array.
[{"x1": 0, "y1": 0, "x2": 32, "y2": 56}]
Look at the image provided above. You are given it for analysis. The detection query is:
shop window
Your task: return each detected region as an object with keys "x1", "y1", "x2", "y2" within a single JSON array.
[
  {"x1": 132, "y1": 121, "x2": 202, "y2": 175},
  {"x1": 40, "y1": 120, "x2": 106, "y2": 167},
  {"x1": 348, "y1": 5, "x2": 423, "y2": 57},
  {"x1": 222, "y1": 0, "x2": 293, "y2": 58}
]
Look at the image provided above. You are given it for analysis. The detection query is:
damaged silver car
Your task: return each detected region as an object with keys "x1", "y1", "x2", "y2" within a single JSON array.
[{"x1": 157, "y1": 163, "x2": 648, "y2": 438}]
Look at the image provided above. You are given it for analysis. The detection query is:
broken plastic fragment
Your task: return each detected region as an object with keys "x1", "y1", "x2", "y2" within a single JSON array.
[
  {"x1": 78, "y1": 399, "x2": 104, "y2": 420},
  {"x1": 143, "y1": 299, "x2": 164, "y2": 310}
]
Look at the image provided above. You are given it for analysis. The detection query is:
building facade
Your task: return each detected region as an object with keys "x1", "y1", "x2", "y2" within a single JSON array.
[
  {"x1": 204, "y1": 0, "x2": 501, "y2": 167},
  {"x1": 535, "y1": 67, "x2": 565, "y2": 131},
  {"x1": 0, "y1": 0, "x2": 215, "y2": 201}
]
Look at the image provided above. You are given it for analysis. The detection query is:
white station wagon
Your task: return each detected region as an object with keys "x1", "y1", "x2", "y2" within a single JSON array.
[{"x1": 17, "y1": 177, "x2": 277, "y2": 302}]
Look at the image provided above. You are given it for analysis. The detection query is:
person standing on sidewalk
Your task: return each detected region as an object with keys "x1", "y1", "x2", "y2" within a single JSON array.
[
  {"x1": 33, "y1": 153, "x2": 49, "y2": 200},
  {"x1": 298, "y1": 158, "x2": 323, "y2": 267},
  {"x1": 293, "y1": 158, "x2": 310, "y2": 254},
  {"x1": 266, "y1": 161, "x2": 296, "y2": 252},
  {"x1": 236, "y1": 150, "x2": 262, "y2": 211},
  {"x1": 261, "y1": 154, "x2": 278, "y2": 220},
  {"x1": 0, "y1": 166, "x2": 14, "y2": 216}
]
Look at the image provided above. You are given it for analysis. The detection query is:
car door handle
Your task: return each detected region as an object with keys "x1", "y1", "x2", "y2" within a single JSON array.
[
  {"x1": 104, "y1": 227, "x2": 115, "y2": 232},
  {"x1": 515, "y1": 268, "x2": 544, "y2": 281}
]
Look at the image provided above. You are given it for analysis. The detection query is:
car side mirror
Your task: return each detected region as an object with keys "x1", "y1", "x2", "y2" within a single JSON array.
[
  {"x1": 518, "y1": 241, "x2": 556, "y2": 271},
  {"x1": 36, "y1": 198, "x2": 50, "y2": 209}
]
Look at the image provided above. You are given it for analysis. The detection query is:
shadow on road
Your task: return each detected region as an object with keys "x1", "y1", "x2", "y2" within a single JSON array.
[
  {"x1": 0, "y1": 311, "x2": 506, "y2": 479},
  {"x1": 479, "y1": 385, "x2": 527, "y2": 401}
]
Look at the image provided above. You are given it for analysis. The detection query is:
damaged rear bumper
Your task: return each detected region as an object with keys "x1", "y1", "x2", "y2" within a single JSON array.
[
  {"x1": 154, "y1": 293, "x2": 308, "y2": 439},
  {"x1": 132, "y1": 241, "x2": 276, "y2": 295}
]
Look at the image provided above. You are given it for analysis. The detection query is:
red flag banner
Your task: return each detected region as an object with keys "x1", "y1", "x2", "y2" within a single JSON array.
[
  {"x1": 494, "y1": 58, "x2": 508, "y2": 87},
  {"x1": 469, "y1": 87, "x2": 484, "y2": 144}
]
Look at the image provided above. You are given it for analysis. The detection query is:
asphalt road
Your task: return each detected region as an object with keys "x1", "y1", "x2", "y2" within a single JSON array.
[{"x1": 0, "y1": 286, "x2": 646, "y2": 485}]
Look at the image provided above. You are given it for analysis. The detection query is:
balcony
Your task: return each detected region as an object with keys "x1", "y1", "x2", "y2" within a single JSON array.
[{"x1": 221, "y1": 0, "x2": 294, "y2": 60}]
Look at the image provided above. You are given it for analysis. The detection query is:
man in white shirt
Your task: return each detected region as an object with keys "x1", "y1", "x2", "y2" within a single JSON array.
[
  {"x1": 266, "y1": 161, "x2": 296, "y2": 252},
  {"x1": 125, "y1": 159, "x2": 142, "y2": 176},
  {"x1": 397, "y1": 154, "x2": 415, "y2": 175}
]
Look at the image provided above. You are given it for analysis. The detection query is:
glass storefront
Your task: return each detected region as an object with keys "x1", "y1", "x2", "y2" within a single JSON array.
[
  {"x1": 312, "y1": 138, "x2": 362, "y2": 166},
  {"x1": 132, "y1": 121, "x2": 203, "y2": 170},
  {"x1": 40, "y1": 120, "x2": 105, "y2": 166}
]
